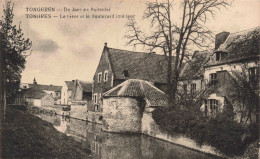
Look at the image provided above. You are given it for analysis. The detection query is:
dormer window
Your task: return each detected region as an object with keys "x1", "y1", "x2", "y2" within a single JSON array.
[
  {"x1": 104, "y1": 70, "x2": 108, "y2": 82},
  {"x1": 123, "y1": 70, "x2": 129, "y2": 77},
  {"x1": 216, "y1": 52, "x2": 227, "y2": 61},
  {"x1": 98, "y1": 72, "x2": 102, "y2": 83}
]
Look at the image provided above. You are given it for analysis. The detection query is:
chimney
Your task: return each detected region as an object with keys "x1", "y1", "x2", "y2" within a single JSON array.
[
  {"x1": 215, "y1": 31, "x2": 230, "y2": 50},
  {"x1": 103, "y1": 42, "x2": 109, "y2": 52}
]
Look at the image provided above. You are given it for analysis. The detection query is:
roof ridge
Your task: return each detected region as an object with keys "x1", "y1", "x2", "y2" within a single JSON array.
[
  {"x1": 229, "y1": 26, "x2": 260, "y2": 35},
  {"x1": 29, "y1": 83, "x2": 61, "y2": 87},
  {"x1": 108, "y1": 47, "x2": 148, "y2": 54},
  {"x1": 108, "y1": 47, "x2": 166, "y2": 57}
]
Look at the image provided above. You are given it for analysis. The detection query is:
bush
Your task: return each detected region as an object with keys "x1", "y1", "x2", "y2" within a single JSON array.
[
  {"x1": 205, "y1": 111, "x2": 246, "y2": 156},
  {"x1": 152, "y1": 106, "x2": 207, "y2": 144},
  {"x1": 152, "y1": 106, "x2": 247, "y2": 156}
]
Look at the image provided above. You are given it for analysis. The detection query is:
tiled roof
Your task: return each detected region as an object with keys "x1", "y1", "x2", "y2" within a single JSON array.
[
  {"x1": 78, "y1": 80, "x2": 92, "y2": 92},
  {"x1": 21, "y1": 89, "x2": 48, "y2": 99},
  {"x1": 65, "y1": 81, "x2": 74, "y2": 90},
  {"x1": 103, "y1": 79, "x2": 168, "y2": 107},
  {"x1": 207, "y1": 26, "x2": 260, "y2": 66},
  {"x1": 107, "y1": 48, "x2": 175, "y2": 83},
  {"x1": 29, "y1": 84, "x2": 62, "y2": 92},
  {"x1": 180, "y1": 50, "x2": 211, "y2": 80}
]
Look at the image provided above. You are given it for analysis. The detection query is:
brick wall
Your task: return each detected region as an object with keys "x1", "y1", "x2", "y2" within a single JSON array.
[{"x1": 92, "y1": 49, "x2": 114, "y2": 112}]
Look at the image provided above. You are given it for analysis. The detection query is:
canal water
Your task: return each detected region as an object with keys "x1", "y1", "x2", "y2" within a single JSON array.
[{"x1": 34, "y1": 113, "x2": 221, "y2": 159}]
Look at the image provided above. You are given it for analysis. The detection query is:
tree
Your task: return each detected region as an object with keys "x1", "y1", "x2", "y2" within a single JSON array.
[
  {"x1": 226, "y1": 64, "x2": 259, "y2": 125},
  {"x1": 126, "y1": 0, "x2": 230, "y2": 105},
  {"x1": 0, "y1": 2, "x2": 32, "y2": 116}
]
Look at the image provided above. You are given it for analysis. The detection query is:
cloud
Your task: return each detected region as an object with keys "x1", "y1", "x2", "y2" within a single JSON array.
[{"x1": 32, "y1": 39, "x2": 59, "y2": 53}]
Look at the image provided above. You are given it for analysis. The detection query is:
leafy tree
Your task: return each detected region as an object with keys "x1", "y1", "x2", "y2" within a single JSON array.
[
  {"x1": 126, "y1": 0, "x2": 231, "y2": 105},
  {"x1": 0, "y1": 2, "x2": 32, "y2": 113}
]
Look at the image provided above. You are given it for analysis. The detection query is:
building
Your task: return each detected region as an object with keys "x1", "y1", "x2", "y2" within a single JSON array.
[
  {"x1": 20, "y1": 78, "x2": 62, "y2": 105},
  {"x1": 61, "y1": 81, "x2": 74, "y2": 105},
  {"x1": 15, "y1": 88, "x2": 54, "y2": 107},
  {"x1": 92, "y1": 43, "x2": 175, "y2": 112},
  {"x1": 102, "y1": 79, "x2": 168, "y2": 133},
  {"x1": 201, "y1": 26, "x2": 259, "y2": 121},
  {"x1": 179, "y1": 50, "x2": 211, "y2": 94},
  {"x1": 71, "y1": 79, "x2": 92, "y2": 105}
]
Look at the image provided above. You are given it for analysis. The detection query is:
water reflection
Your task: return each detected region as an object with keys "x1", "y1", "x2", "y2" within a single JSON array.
[{"x1": 35, "y1": 113, "x2": 221, "y2": 159}]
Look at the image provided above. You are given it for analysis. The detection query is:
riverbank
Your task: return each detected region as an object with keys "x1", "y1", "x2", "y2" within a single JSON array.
[{"x1": 2, "y1": 107, "x2": 92, "y2": 159}]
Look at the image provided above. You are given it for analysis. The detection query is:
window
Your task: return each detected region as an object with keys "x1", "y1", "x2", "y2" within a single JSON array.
[
  {"x1": 209, "y1": 99, "x2": 219, "y2": 114},
  {"x1": 94, "y1": 94, "x2": 98, "y2": 104},
  {"x1": 56, "y1": 92, "x2": 59, "y2": 96},
  {"x1": 123, "y1": 70, "x2": 129, "y2": 77},
  {"x1": 104, "y1": 71, "x2": 108, "y2": 82},
  {"x1": 216, "y1": 52, "x2": 227, "y2": 61},
  {"x1": 191, "y1": 83, "x2": 196, "y2": 92},
  {"x1": 249, "y1": 67, "x2": 258, "y2": 83},
  {"x1": 98, "y1": 72, "x2": 102, "y2": 83},
  {"x1": 95, "y1": 105, "x2": 99, "y2": 112},
  {"x1": 209, "y1": 73, "x2": 217, "y2": 85},
  {"x1": 216, "y1": 52, "x2": 220, "y2": 61}
]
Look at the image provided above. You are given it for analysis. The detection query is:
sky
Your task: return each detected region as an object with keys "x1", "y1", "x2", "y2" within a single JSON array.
[{"x1": 0, "y1": 0, "x2": 259, "y2": 86}]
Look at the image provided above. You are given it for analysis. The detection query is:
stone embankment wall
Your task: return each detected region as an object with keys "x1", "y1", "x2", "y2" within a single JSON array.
[
  {"x1": 102, "y1": 97, "x2": 142, "y2": 132},
  {"x1": 70, "y1": 105, "x2": 88, "y2": 120},
  {"x1": 86, "y1": 111, "x2": 102, "y2": 124},
  {"x1": 142, "y1": 107, "x2": 223, "y2": 157}
]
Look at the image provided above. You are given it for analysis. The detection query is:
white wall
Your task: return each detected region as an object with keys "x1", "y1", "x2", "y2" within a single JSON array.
[
  {"x1": 34, "y1": 99, "x2": 41, "y2": 107},
  {"x1": 204, "y1": 61, "x2": 258, "y2": 83},
  {"x1": 61, "y1": 82, "x2": 68, "y2": 105}
]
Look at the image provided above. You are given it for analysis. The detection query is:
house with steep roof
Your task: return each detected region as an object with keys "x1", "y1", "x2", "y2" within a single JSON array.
[
  {"x1": 71, "y1": 79, "x2": 92, "y2": 105},
  {"x1": 92, "y1": 43, "x2": 175, "y2": 112},
  {"x1": 102, "y1": 79, "x2": 168, "y2": 132},
  {"x1": 61, "y1": 80, "x2": 74, "y2": 105},
  {"x1": 201, "y1": 26, "x2": 259, "y2": 121},
  {"x1": 179, "y1": 50, "x2": 211, "y2": 94},
  {"x1": 15, "y1": 88, "x2": 54, "y2": 107}
]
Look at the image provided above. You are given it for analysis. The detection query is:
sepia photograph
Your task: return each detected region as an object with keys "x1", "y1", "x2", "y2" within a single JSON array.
[{"x1": 0, "y1": 0, "x2": 259, "y2": 158}]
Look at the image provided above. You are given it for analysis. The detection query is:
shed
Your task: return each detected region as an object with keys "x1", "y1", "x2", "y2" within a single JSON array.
[{"x1": 102, "y1": 79, "x2": 168, "y2": 133}]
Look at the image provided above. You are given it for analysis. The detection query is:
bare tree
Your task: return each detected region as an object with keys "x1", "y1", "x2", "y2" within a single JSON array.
[{"x1": 125, "y1": 0, "x2": 231, "y2": 105}]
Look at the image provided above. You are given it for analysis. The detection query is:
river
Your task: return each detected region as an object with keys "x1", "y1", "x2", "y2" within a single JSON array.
[{"x1": 34, "y1": 112, "x2": 221, "y2": 159}]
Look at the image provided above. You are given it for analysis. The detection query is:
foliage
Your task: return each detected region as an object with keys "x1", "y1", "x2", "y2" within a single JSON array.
[
  {"x1": 0, "y1": 1, "x2": 32, "y2": 101},
  {"x1": 205, "y1": 111, "x2": 246, "y2": 156},
  {"x1": 152, "y1": 104, "x2": 248, "y2": 156},
  {"x1": 225, "y1": 64, "x2": 259, "y2": 125}
]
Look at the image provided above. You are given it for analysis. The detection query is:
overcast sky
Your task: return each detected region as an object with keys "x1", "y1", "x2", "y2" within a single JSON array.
[{"x1": 0, "y1": 0, "x2": 259, "y2": 86}]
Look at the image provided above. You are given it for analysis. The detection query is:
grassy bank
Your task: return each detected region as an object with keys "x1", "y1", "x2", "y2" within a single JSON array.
[{"x1": 2, "y1": 107, "x2": 91, "y2": 159}]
